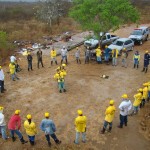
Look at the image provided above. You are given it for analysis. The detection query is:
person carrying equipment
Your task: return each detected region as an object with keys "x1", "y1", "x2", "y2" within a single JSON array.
[
  {"x1": 9, "y1": 62, "x2": 19, "y2": 81},
  {"x1": 50, "y1": 47, "x2": 57, "y2": 65},
  {"x1": 140, "y1": 83, "x2": 148, "y2": 107}
]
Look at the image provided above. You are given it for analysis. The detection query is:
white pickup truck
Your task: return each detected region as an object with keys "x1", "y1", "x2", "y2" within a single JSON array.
[
  {"x1": 84, "y1": 33, "x2": 119, "y2": 49},
  {"x1": 128, "y1": 26, "x2": 149, "y2": 45}
]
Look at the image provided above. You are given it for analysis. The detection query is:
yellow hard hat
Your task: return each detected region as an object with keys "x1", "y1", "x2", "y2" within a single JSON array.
[
  {"x1": 15, "y1": 110, "x2": 20, "y2": 115},
  {"x1": 0, "y1": 66, "x2": 2, "y2": 69},
  {"x1": 56, "y1": 67, "x2": 60, "y2": 70},
  {"x1": 45, "y1": 112, "x2": 50, "y2": 117},
  {"x1": 0, "y1": 106, "x2": 4, "y2": 111},
  {"x1": 123, "y1": 48, "x2": 126, "y2": 50},
  {"x1": 105, "y1": 45, "x2": 108, "y2": 48},
  {"x1": 76, "y1": 47, "x2": 78, "y2": 49},
  {"x1": 98, "y1": 46, "x2": 100, "y2": 48},
  {"x1": 62, "y1": 64, "x2": 66, "y2": 67},
  {"x1": 145, "y1": 51, "x2": 148, "y2": 53},
  {"x1": 77, "y1": 110, "x2": 83, "y2": 115},
  {"x1": 27, "y1": 114, "x2": 32, "y2": 119},
  {"x1": 143, "y1": 83, "x2": 148, "y2": 87},
  {"x1": 137, "y1": 88, "x2": 143, "y2": 92},
  {"x1": 109, "y1": 100, "x2": 114, "y2": 105},
  {"x1": 121, "y1": 94, "x2": 128, "y2": 99},
  {"x1": 28, "y1": 52, "x2": 31, "y2": 55}
]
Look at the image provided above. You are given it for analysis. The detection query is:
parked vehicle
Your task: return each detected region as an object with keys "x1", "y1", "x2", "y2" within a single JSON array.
[
  {"x1": 84, "y1": 33, "x2": 119, "y2": 49},
  {"x1": 128, "y1": 26, "x2": 149, "y2": 45},
  {"x1": 108, "y1": 38, "x2": 134, "y2": 55}
]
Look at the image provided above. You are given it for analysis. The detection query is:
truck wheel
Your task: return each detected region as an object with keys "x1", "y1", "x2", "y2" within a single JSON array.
[{"x1": 140, "y1": 40, "x2": 143, "y2": 45}]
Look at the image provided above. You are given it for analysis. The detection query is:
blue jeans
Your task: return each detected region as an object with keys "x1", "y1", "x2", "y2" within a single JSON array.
[
  {"x1": 45, "y1": 133, "x2": 59, "y2": 143},
  {"x1": 103, "y1": 121, "x2": 112, "y2": 129},
  {"x1": 133, "y1": 106, "x2": 139, "y2": 113},
  {"x1": 10, "y1": 130, "x2": 23, "y2": 139},
  {"x1": 120, "y1": 114, "x2": 127, "y2": 127},
  {"x1": 97, "y1": 56, "x2": 101, "y2": 62},
  {"x1": 0, "y1": 126, "x2": 7, "y2": 140},
  {"x1": 148, "y1": 91, "x2": 150, "y2": 98},
  {"x1": 112, "y1": 57, "x2": 117, "y2": 66},
  {"x1": 58, "y1": 82, "x2": 65, "y2": 91},
  {"x1": 28, "y1": 135, "x2": 35, "y2": 142},
  {"x1": 105, "y1": 55, "x2": 110, "y2": 61},
  {"x1": 11, "y1": 73, "x2": 17, "y2": 81},
  {"x1": 134, "y1": 59, "x2": 139, "y2": 65},
  {"x1": 122, "y1": 58, "x2": 127, "y2": 67},
  {"x1": 62, "y1": 56, "x2": 67, "y2": 61},
  {"x1": 75, "y1": 132, "x2": 86, "y2": 144},
  {"x1": 28, "y1": 61, "x2": 32, "y2": 70}
]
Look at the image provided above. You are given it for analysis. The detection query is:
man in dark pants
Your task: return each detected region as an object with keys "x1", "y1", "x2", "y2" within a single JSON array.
[
  {"x1": 27, "y1": 52, "x2": 33, "y2": 71},
  {"x1": 142, "y1": 51, "x2": 150, "y2": 73},
  {"x1": 0, "y1": 66, "x2": 5, "y2": 93},
  {"x1": 118, "y1": 94, "x2": 132, "y2": 128},
  {"x1": 40, "y1": 112, "x2": 61, "y2": 147},
  {"x1": 37, "y1": 49, "x2": 44, "y2": 68}
]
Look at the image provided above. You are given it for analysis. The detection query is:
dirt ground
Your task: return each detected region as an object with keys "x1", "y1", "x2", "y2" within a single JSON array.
[{"x1": 0, "y1": 24, "x2": 150, "y2": 150}]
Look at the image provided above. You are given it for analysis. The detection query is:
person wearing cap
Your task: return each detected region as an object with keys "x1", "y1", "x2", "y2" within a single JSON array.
[
  {"x1": 27, "y1": 52, "x2": 33, "y2": 71},
  {"x1": 104, "y1": 45, "x2": 111, "y2": 65},
  {"x1": 95, "y1": 46, "x2": 102, "y2": 64},
  {"x1": 24, "y1": 114, "x2": 37, "y2": 145},
  {"x1": 141, "y1": 51, "x2": 150, "y2": 73},
  {"x1": 0, "y1": 66, "x2": 6, "y2": 93},
  {"x1": 75, "y1": 47, "x2": 81, "y2": 64},
  {"x1": 40, "y1": 112, "x2": 61, "y2": 147},
  {"x1": 121, "y1": 48, "x2": 128, "y2": 68},
  {"x1": 0, "y1": 106, "x2": 9, "y2": 140},
  {"x1": 50, "y1": 47, "x2": 57, "y2": 65},
  {"x1": 74, "y1": 110, "x2": 87, "y2": 144},
  {"x1": 9, "y1": 62, "x2": 19, "y2": 81},
  {"x1": 112, "y1": 49, "x2": 119, "y2": 66},
  {"x1": 85, "y1": 47, "x2": 91, "y2": 64},
  {"x1": 8, "y1": 110, "x2": 28, "y2": 144},
  {"x1": 140, "y1": 83, "x2": 148, "y2": 107},
  {"x1": 133, "y1": 51, "x2": 140, "y2": 69},
  {"x1": 10, "y1": 54, "x2": 17, "y2": 63},
  {"x1": 131, "y1": 92, "x2": 142, "y2": 115},
  {"x1": 118, "y1": 94, "x2": 132, "y2": 128},
  {"x1": 101, "y1": 100, "x2": 116, "y2": 134},
  {"x1": 37, "y1": 49, "x2": 44, "y2": 69},
  {"x1": 60, "y1": 46, "x2": 68, "y2": 64}
]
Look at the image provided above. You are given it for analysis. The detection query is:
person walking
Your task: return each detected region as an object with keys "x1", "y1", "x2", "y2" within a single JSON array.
[
  {"x1": 75, "y1": 47, "x2": 81, "y2": 64},
  {"x1": 50, "y1": 47, "x2": 57, "y2": 65},
  {"x1": 121, "y1": 48, "x2": 128, "y2": 67},
  {"x1": 140, "y1": 83, "x2": 148, "y2": 107},
  {"x1": 101, "y1": 100, "x2": 116, "y2": 134},
  {"x1": 112, "y1": 49, "x2": 119, "y2": 66},
  {"x1": 141, "y1": 51, "x2": 150, "y2": 73},
  {"x1": 8, "y1": 110, "x2": 28, "y2": 144},
  {"x1": 85, "y1": 47, "x2": 90, "y2": 64},
  {"x1": 61, "y1": 46, "x2": 68, "y2": 64},
  {"x1": 9, "y1": 62, "x2": 19, "y2": 81},
  {"x1": 27, "y1": 52, "x2": 33, "y2": 71},
  {"x1": 118, "y1": 94, "x2": 132, "y2": 128},
  {"x1": 104, "y1": 45, "x2": 111, "y2": 65},
  {"x1": 24, "y1": 114, "x2": 37, "y2": 146},
  {"x1": 0, "y1": 66, "x2": 6, "y2": 93},
  {"x1": 133, "y1": 51, "x2": 140, "y2": 69},
  {"x1": 74, "y1": 110, "x2": 87, "y2": 144},
  {"x1": 0, "y1": 106, "x2": 9, "y2": 140},
  {"x1": 37, "y1": 49, "x2": 44, "y2": 68},
  {"x1": 40, "y1": 112, "x2": 61, "y2": 147},
  {"x1": 10, "y1": 54, "x2": 17, "y2": 63},
  {"x1": 96, "y1": 46, "x2": 102, "y2": 64}
]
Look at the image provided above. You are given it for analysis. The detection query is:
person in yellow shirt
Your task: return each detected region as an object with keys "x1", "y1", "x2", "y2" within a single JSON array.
[
  {"x1": 112, "y1": 49, "x2": 119, "y2": 66},
  {"x1": 140, "y1": 83, "x2": 148, "y2": 108},
  {"x1": 74, "y1": 110, "x2": 87, "y2": 144},
  {"x1": 24, "y1": 114, "x2": 37, "y2": 145},
  {"x1": 132, "y1": 92, "x2": 142, "y2": 115},
  {"x1": 101, "y1": 100, "x2": 116, "y2": 134},
  {"x1": 50, "y1": 47, "x2": 57, "y2": 65},
  {"x1": 9, "y1": 62, "x2": 19, "y2": 81},
  {"x1": 95, "y1": 46, "x2": 102, "y2": 64}
]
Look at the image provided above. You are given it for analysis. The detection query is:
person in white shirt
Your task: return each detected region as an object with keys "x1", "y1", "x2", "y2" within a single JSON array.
[
  {"x1": 61, "y1": 46, "x2": 68, "y2": 64},
  {"x1": 118, "y1": 94, "x2": 132, "y2": 128},
  {"x1": 10, "y1": 55, "x2": 17, "y2": 63},
  {"x1": 0, "y1": 106, "x2": 9, "y2": 140},
  {"x1": 0, "y1": 66, "x2": 5, "y2": 93}
]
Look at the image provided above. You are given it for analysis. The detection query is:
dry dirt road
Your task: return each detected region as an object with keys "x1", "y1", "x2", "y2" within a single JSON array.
[{"x1": 0, "y1": 24, "x2": 150, "y2": 150}]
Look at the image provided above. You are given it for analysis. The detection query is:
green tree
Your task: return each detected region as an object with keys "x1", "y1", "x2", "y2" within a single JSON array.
[{"x1": 70, "y1": 0, "x2": 140, "y2": 44}]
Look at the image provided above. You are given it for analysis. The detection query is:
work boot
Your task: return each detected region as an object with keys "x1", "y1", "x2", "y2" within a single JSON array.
[
  {"x1": 108, "y1": 127, "x2": 112, "y2": 132},
  {"x1": 55, "y1": 61, "x2": 57, "y2": 65},
  {"x1": 141, "y1": 68, "x2": 145, "y2": 72},
  {"x1": 51, "y1": 61, "x2": 53, "y2": 65},
  {"x1": 64, "y1": 89, "x2": 66, "y2": 92},
  {"x1": 20, "y1": 137, "x2": 28, "y2": 144},
  {"x1": 59, "y1": 90, "x2": 62, "y2": 93},
  {"x1": 145, "y1": 68, "x2": 148, "y2": 73},
  {"x1": 48, "y1": 141, "x2": 51, "y2": 147},
  {"x1": 100, "y1": 127, "x2": 105, "y2": 134},
  {"x1": 79, "y1": 60, "x2": 81, "y2": 64},
  {"x1": 61, "y1": 60, "x2": 63, "y2": 64},
  {"x1": 117, "y1": 125, "x2": 123, "y2": 128},
  {"x1": 125, "y1": 123, "x2": 127, "y2": 126},
  {"x1": 133, "y1": 64, "x2": 136, "y2": 68},
  {"x1": 55, "y1": 140, "x2": 61, "y2": 144},
  {"x1": 137, "y1": 65, "x2": 139, "y2": 69},
  {"x1": 28, "y1": 68, "x2": 29, "y2": 71},
  {"x1": 66, "y1": 59, "x2": 68, "y2": 65},
  {"x1": 30, "y1": 141, "x2": 35, "y2": 146},
  {"x1": 12, "y1": 136, "x2": 16, "y2": 142},
  {"x1": 76, "y1": 59, "x2": 78, "y2": 64}
]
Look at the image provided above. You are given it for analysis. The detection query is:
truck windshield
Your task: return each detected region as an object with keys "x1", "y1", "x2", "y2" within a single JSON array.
[
  {"x1": 113, "y1": 40, "x2": 123, "y2": 46},
  {"x1": 131, "y1": 30, "x2": 142, "y2": 35}
]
